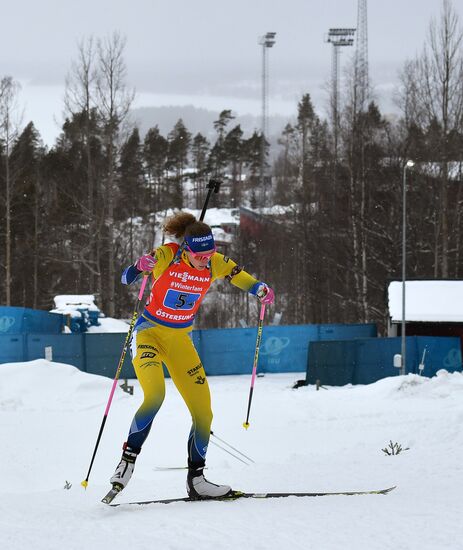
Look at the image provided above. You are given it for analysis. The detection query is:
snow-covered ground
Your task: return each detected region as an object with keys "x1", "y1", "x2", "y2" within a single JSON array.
[
  {"x1": 86, "y1": 317, "x2": 130, "y2": 333},
  {"x1": 1, "y1": 360, "x2": 463, "y2": 550}
]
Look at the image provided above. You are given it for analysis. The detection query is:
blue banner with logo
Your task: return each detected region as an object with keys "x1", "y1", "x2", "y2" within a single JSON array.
[
  {"x1": 0, "y1": 322, "x2": 377, "y2": 379},
  {"x1": 0, "y1": 307, "x2": 65, "y2": 335},
  {"x1": 193, "y1": 323, "x2": 377, "y2": 375}
]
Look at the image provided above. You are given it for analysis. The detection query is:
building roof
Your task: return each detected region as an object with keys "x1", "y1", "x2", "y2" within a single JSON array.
[{"x1": 388, "y1": 280, "x2": 463, "y2": 323}]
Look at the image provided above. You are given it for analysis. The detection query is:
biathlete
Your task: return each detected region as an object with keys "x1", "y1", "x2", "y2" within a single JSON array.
[{"x1": 109, "y1": 212, "x2": 274, "y2": 499}]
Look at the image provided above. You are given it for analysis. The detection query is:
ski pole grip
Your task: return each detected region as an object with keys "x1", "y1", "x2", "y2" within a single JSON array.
[
  {"x1": 200, "y1": 179, "x2": 222, "y2": 221},
  {"x1": 208, "y1": 178, "x2": 222, "y2": 193}
]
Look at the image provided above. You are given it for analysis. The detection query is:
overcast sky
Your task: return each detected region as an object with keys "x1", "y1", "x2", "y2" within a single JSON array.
[{"x1": 1, "y1": 0, "x2": 459, "y2": 145}]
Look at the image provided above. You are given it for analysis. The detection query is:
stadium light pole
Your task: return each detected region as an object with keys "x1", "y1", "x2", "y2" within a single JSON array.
[
  {"x1": 401, "y1": 159, "x2": 415, "y2": 376},
  {"x1": 325, "y1": 29, "x2": 355, "y2": 169},
  {"x1": 258, "y1": 32, "x2": 276, "y2": 199}
]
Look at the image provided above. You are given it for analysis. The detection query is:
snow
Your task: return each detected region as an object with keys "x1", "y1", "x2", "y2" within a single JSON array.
[
  {"x1": 145, "y1": 207, "x2": 239, "y2": 250},
  {"x1": 154, "y1": 207, "x2": 239, "y2": 228},
  {"x1": 141, "y1": 205, "x2": 297, "y2": 251},
  {"x1": 419, "y1": 161, "x2": 463, "y2": 181},
  {"x1": 53, "y1": 295, "x2": 100, "y2": 313},
  {"x1": 51, "y1": 294, "x2": 103, "y2": 330},
  {"x1": 388, "y1": 280, "x2": 463, "y2": 322},
  {"x1": 86, "y1": 317, "x2": 129, "y2": 333},
  {"x1": 50, "y1": 296, "x2": 130, "y2": 333},
  {"x1": 2, "y1": 359, "x2": 463, "y2": 549}
]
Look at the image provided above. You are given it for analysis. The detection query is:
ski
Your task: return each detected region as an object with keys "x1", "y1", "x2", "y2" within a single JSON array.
[
  {"x1": 101, "y1": 485, "x2": 122, "y2": 504},
  {"x1": 106, "y1": 486, "x2": 396, "y2": 506},
  {"x1": 153, "y1": 466, "x2": 188, "y2": 471}
]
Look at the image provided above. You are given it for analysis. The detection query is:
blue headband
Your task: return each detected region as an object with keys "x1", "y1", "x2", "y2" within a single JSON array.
[{"x1": 185, "y1": 233, "x2": 215, "y2": 253}]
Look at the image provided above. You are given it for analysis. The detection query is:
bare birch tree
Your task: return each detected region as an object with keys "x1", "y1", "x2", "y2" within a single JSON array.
[
  {"x1": 95, "y1": 32, "x2": 134, "y2": 316},
  {"x1": 0, "y1": 76, "x2": 22, "y2": 305},
  {"x1": 399, "y1": 0, "x2": 463, "y2": 277},
  {"x1": 64, "y1": 36, "x2": 101, "y2": 291}
]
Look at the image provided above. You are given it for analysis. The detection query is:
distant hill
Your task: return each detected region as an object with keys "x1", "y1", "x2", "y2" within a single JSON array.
[{"x1": 130, "y1": 104, "x2": 293, "y2": 142}]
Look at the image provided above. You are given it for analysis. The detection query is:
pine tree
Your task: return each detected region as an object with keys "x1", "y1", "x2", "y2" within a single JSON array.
[
  {"x1": 167, "y1": 119, "x2": 191, "y2": 209},
  {"x1": 117, "y1": 128, "x2": 146, "y2": 264},
  {"x1": 208, "y1": 110, "x2": 235, "y2": 179},
  {"x1": 9, "y1": 122, "x2": 46, "y2": 308},
  {"x1": 274, "y1": 123, "x2": 297, "y2": 206},
  {"x1": 223, "y1": 125, "x2": 244, "y2": 207},
  {"x1": 144, "y1": 126, "x2": 168, "y2": 211},
  {"x1": 243, "y1": 131, "x2": 263, "y2": 200},
  {"x1": 191, "y1": 132, "x2": 210, "y2": 209}
]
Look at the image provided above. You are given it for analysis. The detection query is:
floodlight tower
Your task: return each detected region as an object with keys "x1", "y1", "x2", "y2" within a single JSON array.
[
  {"x1": 354, "y1": 0, "x2": 369, "y2": 112},
  {"x1": 259, "y1": 32, "x2": 276, "y2": 196},
  {"x1": 325, "y1": 28, "x2": 355, "y2": 163}
]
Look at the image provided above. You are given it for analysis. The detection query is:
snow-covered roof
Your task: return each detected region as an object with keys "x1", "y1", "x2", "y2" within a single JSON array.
[
  {"x1": 388, "y1": 280, "x2": 463, "y2": 323},
  {"x1": 53, "y1": 295, "x2": 100, "y2": 312}
]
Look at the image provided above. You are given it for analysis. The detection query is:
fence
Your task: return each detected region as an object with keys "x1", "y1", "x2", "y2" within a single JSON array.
[
  {"x1": 0, "y1": 322, "x2": 377, "y2": 378},
  {"x1": 307, "y1": 336, "x2": 463, "y2": 386},
  {"x1": 0, "y1": 307, "x2": 64, "y2": 334}
]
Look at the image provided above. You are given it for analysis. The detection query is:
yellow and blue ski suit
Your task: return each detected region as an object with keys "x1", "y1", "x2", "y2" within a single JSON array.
[{"x1": 122, "y1": 243, "x2": 262, "y2": 468}]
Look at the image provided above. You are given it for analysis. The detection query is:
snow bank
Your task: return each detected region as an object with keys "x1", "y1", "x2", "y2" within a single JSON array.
[
  {"x1": 2, "y1": 362, "x2": 463, "y2": 549},
  {"x1": 0, "y1": 359, "x2": 129, "y2": 412}
]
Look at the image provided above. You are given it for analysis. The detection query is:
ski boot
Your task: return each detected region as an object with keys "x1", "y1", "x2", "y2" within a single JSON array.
[
  {"x1": 186, "y1": 466, "x2": 232, "y2": 500},
  {"x1": 110, "y1": 443, "x2": 140, "y2": 491}
]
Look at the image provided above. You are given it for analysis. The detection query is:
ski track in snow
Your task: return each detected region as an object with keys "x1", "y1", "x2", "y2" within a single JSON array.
[{"x1": 1, "y1": 360, "x2": 463, "y2": 550}]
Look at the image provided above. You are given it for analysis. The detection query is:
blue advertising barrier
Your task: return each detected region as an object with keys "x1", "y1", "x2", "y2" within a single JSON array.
[
  {"x1": 0, "y1": 322, "x2": 377, "y2": 379},
  {"x1": 307, "y1": 336, "x2": 463, "y2": 386},
  {"x1": 0, "y1": 334, "x2": 26, "y2": 363},
  {"x1": 0, "y1": 307, "x2": 65, "y2": 334},
  {"x1": 84, "y1": 333, "x2": 134, "y2": 379},
  {"x1": 194, "y1": 323, "x2": 377, "y2": 376},
  {"x1": 26, "y1": 334, "x2": 86, "y2": 371},
  {"x1": 1, "y1": 332, "x2": 133, "y2": 378},
  {"x1": 4, "y1": 326, "x2": 460, "y2": 386}
]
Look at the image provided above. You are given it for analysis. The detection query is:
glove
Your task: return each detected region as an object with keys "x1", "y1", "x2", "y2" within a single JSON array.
[
  {"x1": 135, "y1": 253, "x2": 156, "y2": 272},
  {"x1": 256, "y1": 283, "x2": 275, "y2": 305}
]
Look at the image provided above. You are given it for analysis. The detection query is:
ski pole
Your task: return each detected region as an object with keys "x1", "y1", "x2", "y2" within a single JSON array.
[
  {"x1": 200, "y1": 178, "x2": 221, "y2": 220},
  {"x1": 81, "y1": 274, "x2": 149, "y2": 488},
  {"x1": 170, "y1": 177, "x2": 221, "y2": 261},
  {"x1": 243, "y1": 303, "x2": 266, "y2": 430},
  {"x1": 154, "y1": 432, "x2": 255, "y2": 468},
  {"x1": 82, "y1": 179, "x2": 222, "y2": 488},
  {"x1": 209, "y1": 438, "x2": 251, "y2": 465},
  {"x1": 210, "y1": 430, "x2": 255, "y2": 463}
]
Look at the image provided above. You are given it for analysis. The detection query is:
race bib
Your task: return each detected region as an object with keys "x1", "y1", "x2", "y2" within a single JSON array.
[{"x1": 163, "y1": 289, "x2": 201, "y2": 311}]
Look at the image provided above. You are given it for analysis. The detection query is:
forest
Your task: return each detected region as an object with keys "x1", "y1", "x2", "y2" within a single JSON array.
[{"x1": 1, "y1": 2, "x2": 463, "y2": 333}]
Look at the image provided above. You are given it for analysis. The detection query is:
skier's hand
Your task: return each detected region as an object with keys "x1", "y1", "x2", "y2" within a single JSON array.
[
  {"x1": 135, "y1": 253, "x2": 156, "y2": 272},
  {"x1": 256, "y1": 283, "x2": 275, "y2": 305}
]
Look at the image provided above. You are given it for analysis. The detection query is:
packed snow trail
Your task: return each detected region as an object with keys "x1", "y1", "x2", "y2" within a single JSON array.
[{"x1": 1, "y1": 360, "x2": 463, "y2": 550}]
